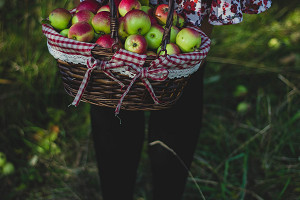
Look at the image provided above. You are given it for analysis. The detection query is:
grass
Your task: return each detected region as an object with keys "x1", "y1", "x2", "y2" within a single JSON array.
[{"x1": 1, "y1": 1, "x2": 300, "y2": 200}]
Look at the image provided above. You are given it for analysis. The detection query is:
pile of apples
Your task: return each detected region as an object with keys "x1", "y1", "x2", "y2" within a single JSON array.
[{"x1": 48, "y1": 0, "x2": 202, "y2": 55}]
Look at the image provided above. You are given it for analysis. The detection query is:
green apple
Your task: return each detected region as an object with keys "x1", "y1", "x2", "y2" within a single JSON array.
[
  {"x1": 139, "y1": 0, "x2": 149, "y2": 6},
  {"x1": 0, "y1": 152, "x2": 6, "y2": 167},
  {"x1": 177, "y1": 14, "x2": 185, "y2": 28},
  {"x1": 163, "y1": 25, "x2": 180, "y2": 43},
  {"x1": 2, "y1": 162, "x2": 14, "y2": 175},
  {"x1": 157, "y1": 43, "x2": 181, "y2": 55},
  {"x1": 176, "y1": 27, "x2": 202, "y2": 53},
  {"x1": 118, "y1": 17, "x2": 129, "y2": 41},
  {"x1": 144, "y1": 24, "x2": 164, "y2": 50},
  {"x1": 124, "y1": 9, "x2": 151, "y2": 35},
  {"x1": 49, "y1": 8, "x2": 72, "y2": 30},
  {"x1": 60, "y1": 29, "x2": 69, "y2": 37}
]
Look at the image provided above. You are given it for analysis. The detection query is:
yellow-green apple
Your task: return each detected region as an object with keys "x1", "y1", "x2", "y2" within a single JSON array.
[
  {"x1": 176, "y1": 27, "x2": 202, "y2": 53},
  {"x1": 60, "y1": 29, "x2": 69, "y2": 37},
  {"x1": 96, "y1": 34, "x2": 115, "y2": 48},
  {"x1": 72, "y1": 10, "x2": 94, "y2": 25},
  {"x1": 141, "y1": 5, "x2": 152, "y2": 15},
  {"x1": 0, "y1": 152, "x2": 6, "y2": 167},
  {"x1": 124, "y1": 9, "x2": 151, "y2": 35},
  {"x1": 49, "y1": 8, "x2": 72, "y2": 30},
  {"x1": 139, "y1": 0, "x2": 149, "y2": 6},
  {"x1": 144, "y1": 24, "x2": 164, "y2": 50},
  {"x1": 169, "y1": 25, "x2": 180, "y2": 43},
  {"x1": 2, "y1": 162, "x2": 14, "y2": 175},
  {"x1": 97, "y1": 4, "x2": 110, "y2": 13},
  {"x1": 157, "y1": 43, "x2": 181, "y2": 55},
  {"x1": 68, "y1": 22, "x2": 94, "y2": 42},
  {"x1": 177, "y1": 14, "x2": 185, "y2": 28},
  {"x1": 118, "y1": 17, "x2": 129, "y2": 41},
  {"x1": 125, "y1": 34, "x2": 147, "y2": 54},
  {"x1": 118, "y1": 0, "x2": 141, "y2": 17},
  {"x1": 76, "y1": 0, "x2": 101, "y2": 14},
  {"x1": 92, "y1": 11, "x2": 111, "y2": 34},
  {"x1": 154, "y1": 4, "x2": 177, "y2": 26}
]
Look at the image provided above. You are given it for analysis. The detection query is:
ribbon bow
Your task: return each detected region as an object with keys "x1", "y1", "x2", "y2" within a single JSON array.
[
  {"x1": 115, "y1": 63, "x2": 169, "y2": 115},
  {"x1": 70, "y1": 57, "x2": 169, "y2": 115}
]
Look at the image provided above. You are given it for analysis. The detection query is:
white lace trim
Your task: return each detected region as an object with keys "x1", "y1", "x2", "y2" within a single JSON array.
[{"x1": 47, "y1": 43, "x2": 201, "y2": 79}]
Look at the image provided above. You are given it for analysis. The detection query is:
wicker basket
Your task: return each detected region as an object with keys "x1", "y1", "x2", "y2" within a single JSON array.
[{"x1": 43, "y1": 0, "x2": 210, "y2": 113}]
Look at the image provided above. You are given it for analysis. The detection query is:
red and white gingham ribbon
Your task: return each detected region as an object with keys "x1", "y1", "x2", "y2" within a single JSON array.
[
  {"x1": 114, "y1": 64, "x2": 169, "y2": 115},
  {"x1": 71, "y1": 57, "x2": 169, "y2": 115}
]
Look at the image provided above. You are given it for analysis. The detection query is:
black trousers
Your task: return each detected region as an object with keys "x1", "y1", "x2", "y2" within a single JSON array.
[{"x1": 90, "y1": 65, "x2": 205, "y2": 200}]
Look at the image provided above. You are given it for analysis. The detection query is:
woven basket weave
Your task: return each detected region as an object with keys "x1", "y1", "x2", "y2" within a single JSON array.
[{"x1": 43, "y1": 0, "x2": 210, "y2": 113}]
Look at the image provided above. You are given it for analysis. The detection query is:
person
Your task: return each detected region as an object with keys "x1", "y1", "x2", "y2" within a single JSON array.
[{"x1": 88, "y1": 0, "x2": 272, "y2": 199}]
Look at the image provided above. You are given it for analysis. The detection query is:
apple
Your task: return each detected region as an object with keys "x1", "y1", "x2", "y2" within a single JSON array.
[
  {"x1": 154, "y1": 4, "x2": 177, "y2": 26},
  {"x1": 60, "y1": 28, "x2": 69, "y2": 37},
  {"x1": 141, "y1": 5, "x2": 152, "y2": 15},
  {"x1": 176, "y1": 27, "x2": 202, "y2": 53},
  {"x1": 97, "y1": 4, "x2": 110, "y2": 13},
  {"x1": 144, "y1": 24, "x2": 164, "y2": 50},
  {"x1": 118, "y1": 17, "x2": 129, "y2": 41},
  {"x1": 169, "y1": 25, "x2": 180, "y2": 43},
  {"x1": 2, "y1": 162, "x2": 15, "y2": 175},
  {"x1": 149, "y1": 15, "x2": 158, "y2": 25},
  {"x1": 124, "y1": 9, "x2": 151, "y2": 35},
  {"x1": 68, "y1": 22, "x2": 94, "y2": 42},
  {"x1": 139, "y1": 0, "x2": 149, "y2": 6},
  {"x1": 76, "y1": 0, "x2": 101, "y2": 14},
  {"x1": 118, "y1": 0, "x2": 141, "y2": 17},
  {"x1": 0, "y1": 152, "x2": 6, "y2": 167},
  {"x1": 157, "y1": 43, "x2": 181, "y2": 55},
  {"x1": 49, "y1": 8, "x2": 72, "y2": 30},
  {"x1": 146, "y1": 50, "x2": 157, "y2": 57},
  {"x1": 92, "y1": 11, "x2": 111, "y2": 34},
  {"x1": 96, "y1": 34, "x2": 115, "y2": 48},
  {"x1": 72, "y1": 10, "x2": 94, "y2": 25},
  {"x1": 177, "y1": 14, "x2": 185, "y2": 28},
  {"x1": 124, "y1": 34, "x2": 147, "y2": 54}
]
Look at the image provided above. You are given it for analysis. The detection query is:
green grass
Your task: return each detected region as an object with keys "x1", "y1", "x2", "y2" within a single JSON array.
[{"x1": 1, "y1": 1, "x2": 300, "y2": 200}]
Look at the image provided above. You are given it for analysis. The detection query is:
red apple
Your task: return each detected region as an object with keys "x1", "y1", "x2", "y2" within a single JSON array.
[
  {"x1": 124, "y1": 34, "x2": 147, "y2": 54},
  {"x1": 176, "y1": 27, "x2": 202, "y2": 53},
  {"x1": 92, "y1": 11, "x2": 111, "y2": 34},
  {"x1": 76, "y1": 0, "x2": 101, "y2": 14},
  {"x1": 154, "y1": 4, "x2": 177, "y2": 26},
  {"x1": 157, "y1": 43, "x2": 181, "y2": 55},
  {"x1": 118, "y1": 17, "x2": 129, "y2": 41},
  {"x1": 72, "y1": 10, "x2": 94, "y2": 25},
  {"x1": 124, "y1": 9, "x2": 151, "y2": 35},
  {"x1": 118, "y1": 0, "x2": 141, "y2": 17},
  {"x1": 97, "y1": 5, "x2": 110, "y2": 13},
  {"x1": 96, "y1": 34, "x2": 115, "y2": 48},
  {"x1": 144, "y1": 24, "x2": 164, "y2": 50},
  {"x1": 68, "y1": 21, "x2": 94, "y2": 42},
  {"x1": 49, "y1": 8, "x2": 72, "y2": 30}
]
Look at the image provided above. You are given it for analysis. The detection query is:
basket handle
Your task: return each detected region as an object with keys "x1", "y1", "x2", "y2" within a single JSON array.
[
  {"x1": 107, "y1": 0, "x2": 176, "y2": 53},
  {"x1": 109, "y1": 0, "x2": 120, "y2": 52},
  {"x1": 158, "y1": 0, "x2": 175, "y2": 56}
]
